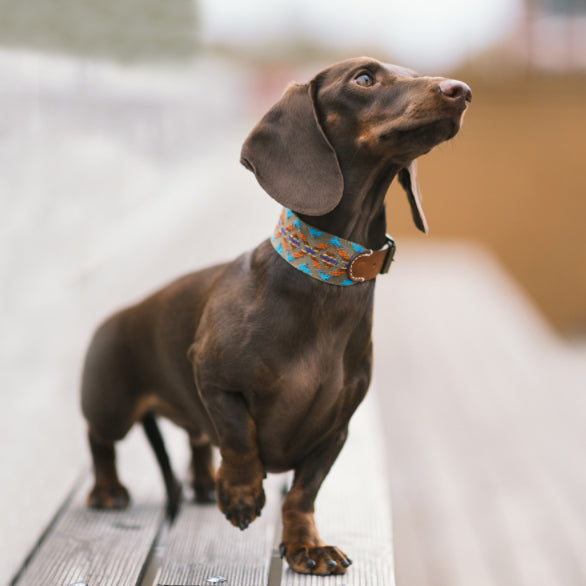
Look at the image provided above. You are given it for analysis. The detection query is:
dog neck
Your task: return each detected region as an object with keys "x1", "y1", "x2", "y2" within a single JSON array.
[
  {"x1": 298, "y1": 162, "x2": 399, "y2": 250},
  {"x1": 271, "y1": 208, "x2": 395, "y2": 286}
]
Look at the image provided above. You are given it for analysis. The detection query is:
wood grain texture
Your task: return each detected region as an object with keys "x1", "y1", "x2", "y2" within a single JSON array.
[
  {"x1": 12, "y1": 426, "x2": 168, "y2": 586},
  {"x1": 12, "y1": 479, "x2": 164, "y2": 586},
  {"x1": 158, "y1": 474, "x2": 287, "y2": 586}
]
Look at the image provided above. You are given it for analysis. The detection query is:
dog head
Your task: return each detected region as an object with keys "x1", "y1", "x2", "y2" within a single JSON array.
[{"x1": 241, "y1": 57, "x2": 471, "y2": 233}]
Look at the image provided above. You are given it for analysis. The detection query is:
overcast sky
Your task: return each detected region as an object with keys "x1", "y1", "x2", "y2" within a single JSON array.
[{"x1": 198, "y1": 0, "x2": 523, "y2": 71}]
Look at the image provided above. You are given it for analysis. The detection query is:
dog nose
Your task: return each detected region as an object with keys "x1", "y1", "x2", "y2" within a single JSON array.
[{"x1": 438, "y1": 79, "x2": 472, "y2": 103}]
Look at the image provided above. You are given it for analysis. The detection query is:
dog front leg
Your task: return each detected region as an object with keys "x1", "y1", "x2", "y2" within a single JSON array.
[
  {"x1": 280, "y1": 429, "x2": 352, "y2": 575},
  {"x1": 200, "y1": 386, "x2": 265, "y2": 530}
]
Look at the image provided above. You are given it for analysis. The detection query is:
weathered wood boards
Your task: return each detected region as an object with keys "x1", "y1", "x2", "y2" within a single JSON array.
[
  {"x1": 157, "y1": 475, "x2": 286, "y2": 586},
  {"x1": 11, "y1": 395, "x2": 395, "y2": 586},
  {"x1": 11, "y1": 427, "x2": 167, "y2": 586}
]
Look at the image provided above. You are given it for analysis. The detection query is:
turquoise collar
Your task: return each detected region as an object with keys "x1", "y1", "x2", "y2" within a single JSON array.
[{"x1": 270, "y1": 208, "x2": 395, "y2": 286}]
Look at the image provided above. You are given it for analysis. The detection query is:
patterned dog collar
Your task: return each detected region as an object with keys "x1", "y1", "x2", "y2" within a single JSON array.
[{"x1": 270, "y1": 208, "x2": 396, "y2": 286}]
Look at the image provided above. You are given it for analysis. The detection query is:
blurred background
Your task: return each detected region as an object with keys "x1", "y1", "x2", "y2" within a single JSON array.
[
  {"x1": 1, "y1": 0, "x2": 585, "y2": 584},
  {"x1": 2, "y1": 0, "x2": 585, "y2": 334}
]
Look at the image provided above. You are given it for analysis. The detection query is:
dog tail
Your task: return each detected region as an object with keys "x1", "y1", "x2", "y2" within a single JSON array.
[{"x1": 142, "y1": 413, "x2": 182, "y2": 522}]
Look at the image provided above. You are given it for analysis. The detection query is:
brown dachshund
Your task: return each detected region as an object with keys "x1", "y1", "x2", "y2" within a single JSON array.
[{"x1": 81, "y1": 57, "x2": 471, "y2": 575}]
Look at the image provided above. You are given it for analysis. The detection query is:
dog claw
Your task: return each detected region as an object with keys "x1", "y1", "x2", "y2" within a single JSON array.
[
  {"x1": 216, "y1": 466, "x2": 265, "y2": 531},
  {"x1": 281, "y1": 543, "x2": 351, "y2": 575}
]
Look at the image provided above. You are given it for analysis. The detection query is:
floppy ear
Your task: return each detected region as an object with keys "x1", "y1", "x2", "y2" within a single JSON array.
[
  {"x1": 398, "y1": 160, "x2": 428, "y2": 234},
  {"x1": 240, "y1": 82, "x2": 343, "y2": 216}
]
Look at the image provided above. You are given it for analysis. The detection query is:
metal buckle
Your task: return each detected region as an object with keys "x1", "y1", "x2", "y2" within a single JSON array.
[{"x1": 380, "y1": 235, "x2": 396, "y2": 274}]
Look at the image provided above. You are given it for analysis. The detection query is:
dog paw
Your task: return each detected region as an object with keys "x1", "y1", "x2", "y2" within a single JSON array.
[
  {"x1": 280, "y1": 543, "x2": 352, "y2": 575},
  {"x1": 216, "y1": 470, "x2": 265, "y2": 530},
  {"x1": 86, "y1": 482, "x2": 130, "y2": 510}
]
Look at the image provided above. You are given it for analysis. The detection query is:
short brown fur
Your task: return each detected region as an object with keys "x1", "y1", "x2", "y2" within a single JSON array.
[{"x1": 81, "y1": 57, "x2": 470, "y2": 575}]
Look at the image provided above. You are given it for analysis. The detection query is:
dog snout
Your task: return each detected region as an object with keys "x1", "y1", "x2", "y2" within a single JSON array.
[{"x1": 438, "y1": 79, "x2": 472, "y2": 103}]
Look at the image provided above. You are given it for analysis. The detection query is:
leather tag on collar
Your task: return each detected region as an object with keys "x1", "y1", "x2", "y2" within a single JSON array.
[{"x1": 348, "y1": 237, "x2": 396, "y2": 282}]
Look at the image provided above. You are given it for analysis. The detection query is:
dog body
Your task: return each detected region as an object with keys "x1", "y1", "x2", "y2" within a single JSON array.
[{"x1": 82, "y1": 57, "x2": 470, "y2": 575}]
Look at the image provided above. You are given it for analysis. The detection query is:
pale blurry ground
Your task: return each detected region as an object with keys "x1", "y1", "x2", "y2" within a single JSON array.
[
  {"x1": 1, "y1": 50, "x2": 586, "y2": 585},
  {"x1": 0, "y1": 49, "x2": 284, "y2": 577}
]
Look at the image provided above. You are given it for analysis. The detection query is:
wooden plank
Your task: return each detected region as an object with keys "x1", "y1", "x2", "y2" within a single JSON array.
[
  {"x1": 373, "y1": 244, "x2": 586, "y2": 586},
  {"x1": 157, "y1": 474, "x2": 287, "y2": 586},
  {"x1": 280, "y1": 394, "x2": 396, "y2": 586},
  {"x1": 12, "y1": 426, "x2": 167, "y2": 586},
  {"x1": 11, "y1": 478, "x2": 164, "y2": 586}
]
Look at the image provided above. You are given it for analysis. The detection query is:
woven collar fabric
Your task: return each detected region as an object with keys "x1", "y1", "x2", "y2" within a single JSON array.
[{"x1": 271, "y1": 208, "x2": 369, "y2": 286}]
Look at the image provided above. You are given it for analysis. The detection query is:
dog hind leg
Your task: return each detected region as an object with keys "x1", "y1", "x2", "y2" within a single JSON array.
[
  {"x1": 81, "y1": 314, "x2": 141, "y2": 510},
  {"x1": 86, "y1": 429, "x2": 130, "y2": 510}
]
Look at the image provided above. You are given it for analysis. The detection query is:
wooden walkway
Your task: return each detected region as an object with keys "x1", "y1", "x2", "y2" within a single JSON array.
[
  {"x1": 372, "y1": 244, "x2": 586, "y2": 586},
  {"x1": 10, "y1": 397, "x2": 394, "y2": 586}
]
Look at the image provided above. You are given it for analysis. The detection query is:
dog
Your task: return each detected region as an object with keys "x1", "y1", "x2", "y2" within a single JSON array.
[{"x1": 81, "y1": 57, "x2": 471, "y2": 575}]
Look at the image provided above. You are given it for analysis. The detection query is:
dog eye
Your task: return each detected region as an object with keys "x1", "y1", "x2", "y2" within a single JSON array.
[{"x1": 354, "y1": 72, "x2": 374, "y2": 87}]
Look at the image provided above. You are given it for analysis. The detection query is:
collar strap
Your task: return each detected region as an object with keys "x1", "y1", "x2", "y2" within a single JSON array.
[{"x1": 271, "y1": 208, "x2": 396, "y2": 286}]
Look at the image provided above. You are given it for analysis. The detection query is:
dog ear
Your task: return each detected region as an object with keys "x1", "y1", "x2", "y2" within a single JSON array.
[
  {"x1": 398, "y1": 160, "x2": 428, "y2": 234},
  {"x1": 240, "y1": 82, "x2": 343, "y2": 216}
]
